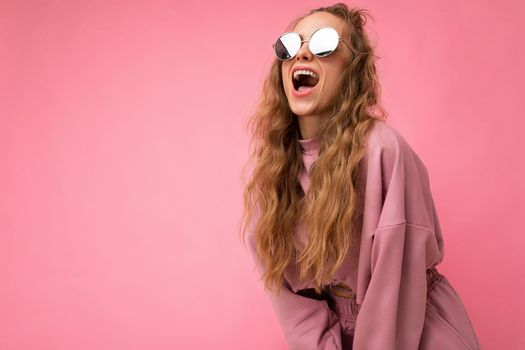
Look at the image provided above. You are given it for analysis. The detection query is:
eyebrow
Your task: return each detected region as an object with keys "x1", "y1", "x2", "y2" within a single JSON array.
[
  {"x1": 295, "y1": 27, "x2": 338, "y2": 39},
  {"x1": 295, "y1": 32, "x2": 309, "y2": 40}
]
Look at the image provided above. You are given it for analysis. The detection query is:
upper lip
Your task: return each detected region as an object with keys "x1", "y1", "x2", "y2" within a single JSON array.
[{"x1": 291, "y1": 65, "x2": 319, "y2": 78}]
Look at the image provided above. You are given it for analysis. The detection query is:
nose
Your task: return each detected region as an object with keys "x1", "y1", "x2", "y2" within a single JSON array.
[{"x1": 295, "y1": 40, "x2": 313, "y2": 61}]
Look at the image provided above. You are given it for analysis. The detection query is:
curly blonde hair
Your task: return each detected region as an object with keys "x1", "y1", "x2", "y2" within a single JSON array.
[{"x1": 240, "y1": 2, "x2": 388, "y2": 296}]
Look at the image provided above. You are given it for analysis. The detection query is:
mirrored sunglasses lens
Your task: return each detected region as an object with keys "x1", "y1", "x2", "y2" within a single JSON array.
[
  {"x1": 274, "y1": 32, "x2": 300, "y2": 60},
  {"x1": 310, "y1": 27, "x2": 339, "y2": 57}
]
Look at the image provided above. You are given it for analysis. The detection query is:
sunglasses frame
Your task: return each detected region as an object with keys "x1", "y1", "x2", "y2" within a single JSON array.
[{"x1": 272, "y1": 26, "x2": 352, "y2": 61}]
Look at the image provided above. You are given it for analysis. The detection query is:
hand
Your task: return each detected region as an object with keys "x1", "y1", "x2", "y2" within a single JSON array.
[{"x1": 327, "y1": 283, "x2": 355, "y2": 299}]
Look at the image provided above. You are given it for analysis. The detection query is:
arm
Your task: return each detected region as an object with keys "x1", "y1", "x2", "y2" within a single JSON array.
[
  {"x1": 353, "y1": 222, "x2": 437, "y2": 349},
  {"x1": 246, "y1": 234, "x2": 343, "y2": 350},
  {"x1": 353, "y1": 123, "x2": 443, "y2": 349}
]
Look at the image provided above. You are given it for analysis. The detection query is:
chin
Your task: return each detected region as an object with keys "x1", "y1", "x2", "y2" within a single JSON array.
[{"x1": 290, "y1": 107, "x2": 314, "y2": 117}]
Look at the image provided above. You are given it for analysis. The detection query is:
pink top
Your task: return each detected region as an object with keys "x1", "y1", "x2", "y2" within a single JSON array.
[{"x1": 246, "y1": 120, "x2": 481, "y2": 350}]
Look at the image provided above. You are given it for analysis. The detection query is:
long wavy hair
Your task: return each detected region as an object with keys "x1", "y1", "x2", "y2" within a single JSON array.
[{"x1": 240, "y1": 3, "x2": 388, "y2": 296}]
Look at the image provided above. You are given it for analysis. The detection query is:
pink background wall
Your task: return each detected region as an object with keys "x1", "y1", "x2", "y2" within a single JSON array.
[{"x1": 1, "y1": 0, "x2": 523, "y2": 349}]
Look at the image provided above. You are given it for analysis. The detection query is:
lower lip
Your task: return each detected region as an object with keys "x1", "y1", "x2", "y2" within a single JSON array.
[{"x1": 292, "y1": 84, "x2": 317, "y2": 97}]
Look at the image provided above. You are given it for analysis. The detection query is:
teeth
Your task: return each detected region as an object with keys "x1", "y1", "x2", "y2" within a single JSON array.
[{"x1": 293, "y1": 69, "x2": 319, "y2": 80}]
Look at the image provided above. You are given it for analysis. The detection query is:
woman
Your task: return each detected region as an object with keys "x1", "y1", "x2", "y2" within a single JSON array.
[{"x1": 240, "y1": 3, "x2": 481, "y2": 350}]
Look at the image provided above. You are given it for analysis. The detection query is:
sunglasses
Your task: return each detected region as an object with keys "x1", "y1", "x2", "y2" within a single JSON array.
[{"x1": 272, "y1": 26, "x2": 351, "y2": 61}]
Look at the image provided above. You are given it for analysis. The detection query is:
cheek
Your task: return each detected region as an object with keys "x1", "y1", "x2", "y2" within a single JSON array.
[
  {"x1": 319, "y1": 66, "x2": 347, "y2": 103},
  {"x1": 322, "y1": 57, "x2": 345, "y2": 78},
  {"x1": 281, "y1": 63, "x2": 291, "y2": 83},
  {"x1": 323, "y1": 66, "x2": 345, "y2": 90}
]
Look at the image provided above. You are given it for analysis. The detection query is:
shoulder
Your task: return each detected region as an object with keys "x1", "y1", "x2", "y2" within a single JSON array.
[
  {"x1": 364, "y1": 119, "x2": 429, "y2": 179},
  {"x1": 368, "y1": 119, "x2": 408, "y2": 149},
  {"x1": 366, "y1": 119, "x2": 412, "y2": 155}
]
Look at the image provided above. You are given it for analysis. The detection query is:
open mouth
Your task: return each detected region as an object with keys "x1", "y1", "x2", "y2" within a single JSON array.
[{"x1": 292, "y1": 72, "x2": 320, "y2": 91}]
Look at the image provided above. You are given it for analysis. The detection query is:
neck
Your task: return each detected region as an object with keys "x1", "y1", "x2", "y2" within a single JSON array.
[{"x1": 297, "y1": 113, "x2": 324, "y2": 139}]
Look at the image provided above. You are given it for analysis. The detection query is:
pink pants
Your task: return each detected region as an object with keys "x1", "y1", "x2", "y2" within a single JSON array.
[
  {"x1": 326, "y1": 287, "x2": 359, "y2": 350},
  {"x1": 324, "y1": 267, "x2": 482, "y2": 350}
]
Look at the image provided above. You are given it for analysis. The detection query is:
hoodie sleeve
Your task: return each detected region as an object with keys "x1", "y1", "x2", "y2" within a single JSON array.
[
  {"x1": 353, "y1": 124, "x2": 444, "y2": 350},
  {"x1": 246, "y1": 232, "x2": 343, "y2": 350}
]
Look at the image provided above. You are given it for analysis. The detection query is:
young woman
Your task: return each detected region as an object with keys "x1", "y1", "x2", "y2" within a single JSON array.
[{"x1": 240, "y1": 3, "x2": 481, "y2": 350}]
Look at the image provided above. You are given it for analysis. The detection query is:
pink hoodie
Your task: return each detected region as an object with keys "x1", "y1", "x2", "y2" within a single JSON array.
[{"x1": 247, "y1": 120, "x2": 481, "y2": 350}]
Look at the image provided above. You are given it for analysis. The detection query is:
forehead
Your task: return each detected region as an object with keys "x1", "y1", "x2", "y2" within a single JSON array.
[{"x1": 292, "y1": 12, "x2": 347, "y2": 38}]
